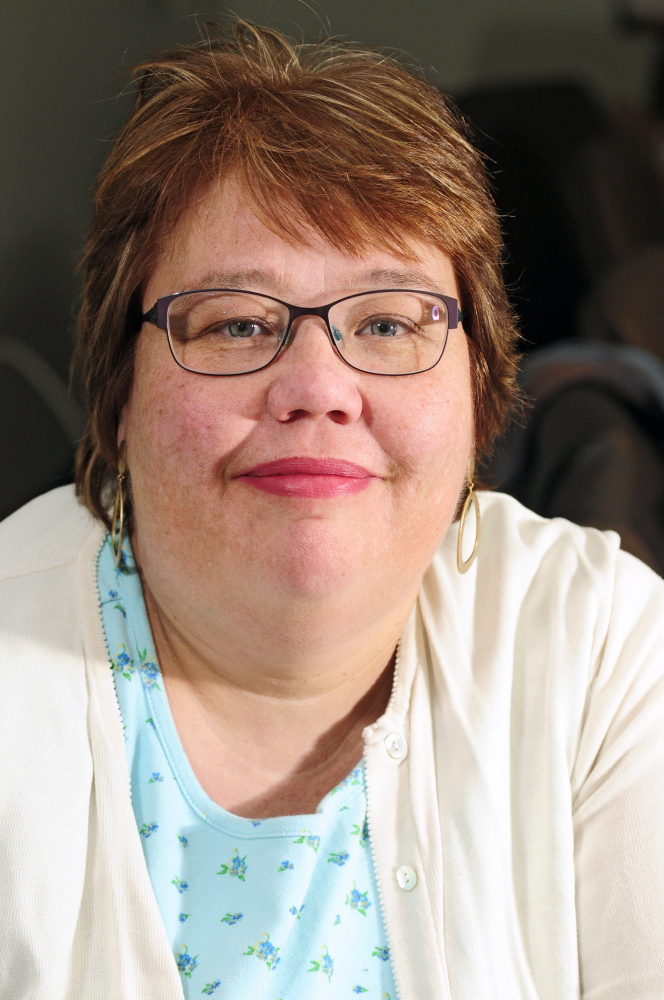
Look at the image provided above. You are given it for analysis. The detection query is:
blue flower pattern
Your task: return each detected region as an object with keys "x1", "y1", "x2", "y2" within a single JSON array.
[
  {"x1": 176, "y1": 945, "x2": 199, "y2": 978},
  {"x1": 111, "y1": 643, "x2": 135, "y2": 680},
  {"x1": 201, "y1": 982, "x2": 221, "y2": 995},
  {"x1": 309, "y1": 944, "x2": 334, "y2": 982},
  {"x1": 100, "y1": 588, "x2": 126, "y2": 618},
  {"x1": 243, "y1": 932, "x2": 281, "y2": 970},
  {"x1": 292, "y1": 830, "x2": 321, "y2": 853},
  {"x1": 327, "y1": 850, "x2": 349, "y2": 866},
  {"x1": 351, "y1": 814, "x2": 369, "y2": 848},
  {"x1": 217, "y1": 848, "x2": 247, "y2": 881},
  {"x1": 201, "y1": 979, "x2": 221, "y2": 997},
  {"x1": 99, "y1": 534, "x2": 396, "y2": 999},
  {"x1": 373, "y1": 945, "x2": 390, "y2": 962},
  {"x1": 329, "y1": 766, "x2": 362, "y2": 793},
  {"x1": 346, "y1": 882, "x2": 372, "y2": 916}
]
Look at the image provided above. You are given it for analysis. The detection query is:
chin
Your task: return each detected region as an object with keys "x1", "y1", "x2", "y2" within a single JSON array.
[{"x1": 260, "y1": 519, "x2": 368, "y2": 601}]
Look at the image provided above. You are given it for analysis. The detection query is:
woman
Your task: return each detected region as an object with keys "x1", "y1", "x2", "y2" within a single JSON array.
[{"x1": 1, "y1": 21, "x2": 663, "y2": 1000}]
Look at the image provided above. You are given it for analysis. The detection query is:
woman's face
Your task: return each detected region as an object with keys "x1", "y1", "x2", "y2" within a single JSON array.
[{"x1": 120, "y1": 179, "x2": 474, "y2": 628}]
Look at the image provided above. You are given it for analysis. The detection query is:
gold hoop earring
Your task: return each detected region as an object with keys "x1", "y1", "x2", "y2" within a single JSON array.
[
  {"x1": 111, "y1": 442, "x2": 127, "y2": 568},
  {"x1": 456, "y1": 459, "x2": 480, "y2": 574}
]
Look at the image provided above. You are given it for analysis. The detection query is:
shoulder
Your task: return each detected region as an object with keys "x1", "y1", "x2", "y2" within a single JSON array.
[
  {"x1": 421, "y1": 490, "x2": 664, "y2": 771},
  {"x1": 430, "y1": 490, "x2": 629, "y2": 610},
  {"x1": 0, "y1": 487, "x2": 104, "y2": 787},
  {"x1": 425, "y1": 490, "x2": 664, "y2": 705},
  {"x1": 0, "y1": 486, "x2": 105, "y2": 669},
  {"x1": 445, "y1": 489, "x2": 632, "y2": 604},
  {"x1": 0, "y1": 491, "x2": 100, "y2": 967},
  {"x1": 0, "y1": 485, "x2": 101, "y2": 581},
  {"x1": 473, "y1": 490, "x2": 664, "y2": 613},
  {"x1": 479, "y1": 489, "x2": 663, "y2": 627},
  {"x1": 476, "y1": 489, "x2": 622, "y2": 575}
]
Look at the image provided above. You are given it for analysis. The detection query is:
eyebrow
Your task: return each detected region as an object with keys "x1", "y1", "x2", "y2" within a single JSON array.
[
  {"x1": 181, "y1": 266, "x2": 445, "y2": 298},
  {"x1": 351, "y1": 267, "x2": 442, "y2": 291},
  {"x1": 182, "y1": 269, "x2": 278, "y2": 292}
]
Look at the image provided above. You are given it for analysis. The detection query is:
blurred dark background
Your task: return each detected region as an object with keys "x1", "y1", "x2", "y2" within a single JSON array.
[{"x1": 5, "y1": 0, "x2": 664, "y2": 569}]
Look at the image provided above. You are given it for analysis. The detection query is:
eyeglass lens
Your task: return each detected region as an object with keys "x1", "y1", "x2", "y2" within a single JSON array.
[{"x1": 166, "y1": 290, "x2": 450, "y2": 375}]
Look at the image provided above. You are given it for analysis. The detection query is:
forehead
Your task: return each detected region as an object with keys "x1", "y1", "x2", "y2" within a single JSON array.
[{"x1": 145, "y1": 177, "x2": 459, "y2": 305}]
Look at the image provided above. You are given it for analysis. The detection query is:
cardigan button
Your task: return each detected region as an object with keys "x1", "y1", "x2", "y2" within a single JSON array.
[
  {"x1": 396, "y1": 865, "x2": 417, "y2": 891},
  {"x1": 385, "y1": 732, "x2": 407, "y2": 759}
]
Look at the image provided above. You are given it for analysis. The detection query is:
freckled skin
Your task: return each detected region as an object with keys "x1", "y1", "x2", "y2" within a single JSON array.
[{"x1": 118, "y1": 178, "x2": 474, "y2": 816}]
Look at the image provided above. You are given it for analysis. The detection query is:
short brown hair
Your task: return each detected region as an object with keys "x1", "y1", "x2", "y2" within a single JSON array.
[{"x1": 73, "y1": 20, "x2": 520, "y2": 526}]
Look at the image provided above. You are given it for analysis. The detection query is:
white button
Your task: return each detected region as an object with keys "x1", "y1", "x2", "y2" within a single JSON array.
[
  {"x1": 385, "y1": 732, "x2": 407, "y2": 759},
  {"x1": 396, "y1": 865, "x2": 418, "y2": 891}
]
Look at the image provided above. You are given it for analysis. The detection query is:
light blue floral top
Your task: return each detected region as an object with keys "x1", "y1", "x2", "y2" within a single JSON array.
[{"x1": 98, "y1": 535, "x2": 397, "y2": 999}]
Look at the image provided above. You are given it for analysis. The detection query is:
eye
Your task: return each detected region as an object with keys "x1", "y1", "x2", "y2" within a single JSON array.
[
  {"x1": 358, "y1": 317, "x2": 409, "y2": 338},
  {"x1": 371, "y1": 319, "x2": 398, "y2": 337},
  {"x1": 224, "y1": 320, "x2": 265, "y2": 338}
]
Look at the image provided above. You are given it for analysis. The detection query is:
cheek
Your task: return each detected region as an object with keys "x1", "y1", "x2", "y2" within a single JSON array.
[
  {"x1": 124, "y1": 342, "x2": 256, "y2": 486},
  {"x1": 371, "y1": 339, "x2": 474, "y2": 487}
]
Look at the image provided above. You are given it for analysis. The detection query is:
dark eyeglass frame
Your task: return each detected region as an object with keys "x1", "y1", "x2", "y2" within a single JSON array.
[{"x1": 141, "y1": 287, "x2": 463, "y2": 377}]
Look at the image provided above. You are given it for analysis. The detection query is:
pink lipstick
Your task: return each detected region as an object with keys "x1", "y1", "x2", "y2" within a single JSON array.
[{"x1": 236, "y1": 457, "x2": 376, "y2": 498}]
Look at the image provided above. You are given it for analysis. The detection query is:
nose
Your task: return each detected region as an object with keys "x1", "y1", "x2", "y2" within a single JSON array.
[{"x1": 265, "y1": 315, "x2": 364, "y2": 425}]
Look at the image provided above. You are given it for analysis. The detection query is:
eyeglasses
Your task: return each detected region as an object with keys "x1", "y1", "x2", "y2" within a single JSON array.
[{"x1": 141, "y1": 287, "x2": 461, "y2": 377}]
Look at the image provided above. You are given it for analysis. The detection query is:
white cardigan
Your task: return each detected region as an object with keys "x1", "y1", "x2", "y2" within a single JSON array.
[{"x1": 1, "y1": 486, "x2": 664, "y2": 1000}]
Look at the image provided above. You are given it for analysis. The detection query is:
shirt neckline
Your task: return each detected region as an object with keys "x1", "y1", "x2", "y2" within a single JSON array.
[{"x1": 101, "y1": 533, "x2": 366, "y2": 838}]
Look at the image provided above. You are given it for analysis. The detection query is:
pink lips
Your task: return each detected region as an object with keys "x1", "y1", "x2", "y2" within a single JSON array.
[{"x1": 236, "y1": 457, "x2": 376, "y2": 498}]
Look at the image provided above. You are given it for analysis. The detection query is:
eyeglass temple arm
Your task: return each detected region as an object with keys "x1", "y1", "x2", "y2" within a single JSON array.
[{"x1": 142, "y1": 303, "x2": 160, "y2": 327}]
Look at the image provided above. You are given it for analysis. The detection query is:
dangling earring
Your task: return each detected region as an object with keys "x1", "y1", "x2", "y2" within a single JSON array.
[
  {"x1": 456, "y1": 457, "x2": 480, "y2": 574},
  {"x1": 111, "y1": 441, "x2": 127, "y2": 568}
]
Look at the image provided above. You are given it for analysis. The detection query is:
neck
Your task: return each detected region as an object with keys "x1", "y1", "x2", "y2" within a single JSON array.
[{"x1": 136, "y1": 551, "x2": 417, "y2": 816}]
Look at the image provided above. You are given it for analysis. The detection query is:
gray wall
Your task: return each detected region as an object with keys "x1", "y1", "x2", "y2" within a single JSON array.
[{"x1": 0, "y1": 0, "x2": 658, "y2": 513}]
